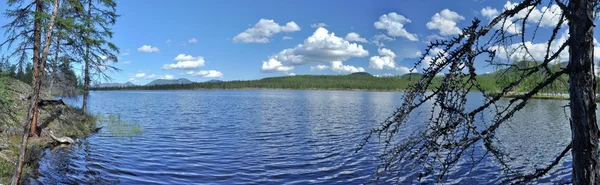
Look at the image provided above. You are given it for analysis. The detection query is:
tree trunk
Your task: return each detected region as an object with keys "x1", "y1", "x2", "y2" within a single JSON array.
[
  {"x1": 49, "y1": 28, "x2": 61, "y2": 97},
  {"x1": 28, "y1": 0, "x2": 43, "y2": 138},
  {"x1": 568, "y1": 0, "x2": 600, "y2": 184},
  {"x1": 82, "y1": 0, "x2": 91, "y2": 114},
  {"x1": 10, "y1": 0, "x2": 60, "y2": 183}
]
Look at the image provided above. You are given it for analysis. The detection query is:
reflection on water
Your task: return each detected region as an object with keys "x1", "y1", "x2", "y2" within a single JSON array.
[{"x1": 35, "y1": 90, "x2": 581, "y2": 184}]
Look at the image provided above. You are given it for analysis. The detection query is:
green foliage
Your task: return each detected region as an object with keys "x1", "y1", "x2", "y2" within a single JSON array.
[
  {"x1": 0, "y1": 74, "x2": 12, "y2": 105},
  {"x1": 0, "y1": 160, "x2": 15, "y2": 184},
  {"x1": 95, "y1": 74, "x2": 427, "y2": 91},
  {"x1": 493, "y1": 60, "x2": 569, "y2": 94}
]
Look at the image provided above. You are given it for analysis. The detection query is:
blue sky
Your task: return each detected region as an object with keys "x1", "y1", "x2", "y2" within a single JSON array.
[{"x1": 1, "y1": 0, "x2": 589, "y2": 85}]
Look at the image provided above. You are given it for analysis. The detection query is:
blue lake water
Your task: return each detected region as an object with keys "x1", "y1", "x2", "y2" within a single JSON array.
[{"x1": 30, "y1": 90, "x2": 577, "y2": 184}]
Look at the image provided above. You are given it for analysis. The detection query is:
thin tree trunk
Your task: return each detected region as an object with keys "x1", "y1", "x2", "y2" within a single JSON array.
[
  {"x1": 10, "y1": 0, "x2": 60, "y2": 183},
  {"x1": 568, "y1": 0, "x2": 600, "y2": 184},
  {"x1": 82, "y1": 0, "x2": 91, "y2": 114},
  {"x1": 49, "y1": 29, "x2": 61, "y2": 97}
]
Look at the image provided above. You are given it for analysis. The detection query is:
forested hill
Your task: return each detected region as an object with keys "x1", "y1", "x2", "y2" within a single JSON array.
[{"x1": 92, "y1": 72, "x2": 498, "y2": 91}]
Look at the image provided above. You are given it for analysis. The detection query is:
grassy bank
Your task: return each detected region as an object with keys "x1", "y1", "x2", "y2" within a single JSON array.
[{"x1": 0, "y1": 76, "x2": 99, "y2": 183}]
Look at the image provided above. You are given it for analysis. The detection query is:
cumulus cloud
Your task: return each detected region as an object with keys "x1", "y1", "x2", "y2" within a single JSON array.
[
  {"x1": 488, "y1": 31, "x2": 600, "y2": 63},
  {"x1": 137, "y1": 45, "x2": 159, "y2": 53},
  {"x1": 426, "y1": 9, "x2": 464, "y2": 36},
  {"x1": 369, "y1": 48, "x2": 397, "y2": 70},
  {"x1": 372, "y1": 33, "x2": 395, "y2": 47},
  {"x1": 288, "y1": 73, "x2": 296, "y2": 76},
  {"x1": 233, "y1": 19, "x2": 301, "y2": 43},
  {"x1": 163, "y1": 75, "x2": 175, "y2": 80},
  {"x1": 146, "y1": 74, "x2": 176, "y2": 80},
  {"x1": 369, "y1": 48, "x2": 414, "y2": 73},
  {"x1": 267, "y1": 27, "x2": 369, "y2": 66},
  {"x1": 345, "y1": 32, "x2": 368, "y2": 43},
  {"x1": 188, "y1": 38, "x2": 198, "y2": 43},
  {"x1": 310, "y1": 65, "x2": 330, "y2": 71},
  {"x1": 482, "y1": 1, "x2": 566, "y2": 34},
  {"x1": 374, "y1": 12, "x2": 418, "y2": 41},
  {"x1": 481, "y1": 7, "x2": 499, "y2": 19},
  {"x1": 422, "y1": 47, "x2": 447, "y2": 69},
  {"x1": 396, "y1": 66, "x2": 412, "y2": 74},
  {"x1": 311, "y1": 23, "x2": 327, "y2": 28},
  {"x1": 331, "y1": 61, "x2": 365, "y2": 74},
  {"x1": 262, "y1": 58, "x2": 294, "y2": 72},
  {"x1": 282, "y1": 36, "x2": 293, "y2": 40},
  {"x1": 186, "y1": 70, "x2": 223, "y2": 78},
  {"x1": 162, "y1": 54, "x2": 206, "y2": 70},
  {"x1": 134, "y1": 73, "x2": 146, "y2": 78}
]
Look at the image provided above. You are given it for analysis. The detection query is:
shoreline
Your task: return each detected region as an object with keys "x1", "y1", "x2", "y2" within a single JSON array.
[{"x1": 92, "y1": 88, "x2": 600, "y2": 102}]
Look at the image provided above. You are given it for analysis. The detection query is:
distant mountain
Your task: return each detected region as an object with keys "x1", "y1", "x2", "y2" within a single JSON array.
[
  {"x1": 348, "y1": 72, "x2": 373, "y2": 76},
  {"x1": 146, "y1": 78, "x2": 193, "y2": 86},
  {"x1": 206, "y1": 79, "x2": 223, "y2": 83},
  {"x1": 96, "y1": 82, "x2": 136, "y2": 88},
  {"x1": 401, "y1": 73, "x2": 424, "y2": 77}
]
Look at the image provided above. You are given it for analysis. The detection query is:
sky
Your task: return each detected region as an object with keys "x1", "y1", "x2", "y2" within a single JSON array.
[{"x1": 1, "y1": 0, "x2": 593, "y2": 85}]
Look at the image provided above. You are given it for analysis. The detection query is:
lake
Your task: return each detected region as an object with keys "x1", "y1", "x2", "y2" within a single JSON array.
[{"x1": 29, "y1": 90, "x2": 576, "y2": 184}]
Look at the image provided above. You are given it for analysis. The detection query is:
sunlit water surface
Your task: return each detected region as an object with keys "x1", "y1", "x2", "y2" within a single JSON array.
[{"x1": 28, "y1": 90, "x2": 579, "y2": 184}]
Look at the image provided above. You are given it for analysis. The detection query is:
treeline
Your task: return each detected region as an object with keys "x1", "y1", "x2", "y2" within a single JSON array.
[
  {"x1": 93, "y1": 73, "x2": 501, "y2": 91},
  {"x1": 93, "y1": 61, "x2": 575, "y2": 94},
  {"x1": 0, "y1": 57, "x2": 80, "y2": 97},
  {"x1": 93, "y1": 74, "x2": 421, "y2": 91}
]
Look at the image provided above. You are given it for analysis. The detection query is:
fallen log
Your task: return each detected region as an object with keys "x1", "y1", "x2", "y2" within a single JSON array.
[{"x1": 46, "y1": 130, "x2": 75, "y2": 144}]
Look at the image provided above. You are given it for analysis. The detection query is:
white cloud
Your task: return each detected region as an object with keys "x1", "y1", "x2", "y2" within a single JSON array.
[
  {"x1": 481, "y1": 7, "x2": 499, "y2": 19},
  {"x1": 282, "y1": 36, "x2": 293, "y2": 40},
  {"x1": 372, "y1": 33, "x2": 395, "y2": 47},
  {"x1": 166, "y1": 39, "x2": 172, "y2": 45},
  {"x1": 233, "y1": 19, "x2": 301, "y2": 43},
  {"x1": 122, "y1": 61, "x2": 132, "y2": 64},
  {"x1": 368, "y1": 48, "x2": 414, "y2": 73},
  {"x1": 396, "y1": 66, "x2": 412, "y2": 74},
  {"x1": 162, "y1": 54, "x2": 206, "y2": 69},
  {"x1": 163, "y1": 75, "x2": 175, "y2": 80},
  {"x1": 262, "y1": 58, "x2": 294, "y2": 72},
  {"x1": 345, "y1": 32, "x2": 368, "y2": 43},
  {"x1": 369, "y1": 48, "x2": 397, "y2": 70},
  {"x1": 331, "y1": 61, "x2": 365, "y2": 74},
  {"x1": 134, "y1": 73, "x2": 146, "y2": 78},
  {"x1": 375, "y1": 73, "x2": 395, "y2": 77},
  {"x1": 310, "y1": 65, "x2": 330, "y2": 71},
  {"x1": 374, "y1": 33, "x2": 394, "y2": 41},
  {"x1": 120, "y1": 49, "x2": 130, "y2": 56},
  {"x1": 128, "y1": 77, "x2": 136, "y2": 82},
  {"x1": 137, "y1": 45, "x2": 159, "y2": 53},
  {"x1": 311, "y1": 23, "x2": 327, "y2": 28},
  {"x1": 146, "y1": 74, "x2": 176, "y2": 80},
  {"x1": 488, "y1": 31, "x2": 600, "y2": 63},
  {"x1": 426, "y1": 9, "x2": 464, "y2": 36},
  {"x1": 187, "y1": 70, "x2": 223, "y2": 78},
  {"x1": 482, "y1": 1, "x2": 566, "y2": 34},
  {"x1": 188, "y1": 38, "x2": 198, "y2": 43},
  {"x1": 288, "y1": 73, "x2": 296, "y2": 76},
  {"x1": 422, "y1": 47, "x2": 447, "y2": 69},
  {"x1": 374, "y1": 12, "x2": 418, "y2": 41},
  {"x1": 267, "y1": 27, "x2": 369, "y2": 66}
]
